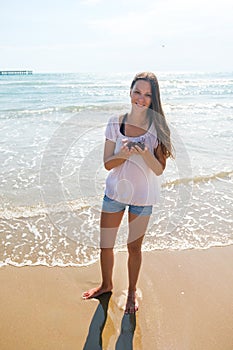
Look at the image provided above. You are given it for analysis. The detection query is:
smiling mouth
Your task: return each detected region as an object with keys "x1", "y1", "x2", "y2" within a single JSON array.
[{"x1": 136, "y1": 102, "x2": 146, "y2": 107}]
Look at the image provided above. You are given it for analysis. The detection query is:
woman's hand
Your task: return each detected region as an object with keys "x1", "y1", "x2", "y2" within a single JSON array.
[
  {"x1": 133, "y1": 143, "x2": 166, "y2": 176},
  {"x1": 120, "y1": 139, "x2": 138, "y2": 158},
  {"x1": 104, "y1": 139, "x2": 136, "y2": 171},
  {"x1": 133, "y1": 143, "x2": 149, "y2": 155}
]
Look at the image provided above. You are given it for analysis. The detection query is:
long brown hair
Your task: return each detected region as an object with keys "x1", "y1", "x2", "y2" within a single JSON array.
[{"x1": 130, "y1": 72, "x2": 174, "y2": 159}]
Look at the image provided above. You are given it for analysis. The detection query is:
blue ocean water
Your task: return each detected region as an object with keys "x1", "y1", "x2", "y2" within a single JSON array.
[{"x1": 0, "y1": 72, "x2": 232, "y2": 266}]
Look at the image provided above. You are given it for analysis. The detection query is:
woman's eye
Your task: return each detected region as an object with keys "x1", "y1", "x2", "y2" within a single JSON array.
[{"x1": 133, "y1": 91, "x2": 151, "y2": 97}]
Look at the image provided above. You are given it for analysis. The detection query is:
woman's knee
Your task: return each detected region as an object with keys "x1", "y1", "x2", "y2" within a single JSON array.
[{"x1": 127, "y1": 240, "x2": 142, "y2": 255}]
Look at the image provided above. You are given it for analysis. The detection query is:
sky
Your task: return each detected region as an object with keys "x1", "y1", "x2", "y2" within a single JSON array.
[{"x1": 0, "y1": 0, "x2": 232, "y2": 73}]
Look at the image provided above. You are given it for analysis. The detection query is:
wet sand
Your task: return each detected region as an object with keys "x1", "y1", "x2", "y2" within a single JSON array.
[{"x1": 0, "y1": 245, "x2": 233, "y2": 349}]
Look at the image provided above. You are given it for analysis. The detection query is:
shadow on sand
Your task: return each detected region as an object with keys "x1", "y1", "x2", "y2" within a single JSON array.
[
  {"x1": 115, "y1": 313, "x2": 136, "y2": 350},
  {"x1": 83, "y1": 292, "x2": 136, "y2": 349}
]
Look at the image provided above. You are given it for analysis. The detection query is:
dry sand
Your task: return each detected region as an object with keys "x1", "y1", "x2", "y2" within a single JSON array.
[{"x1": 0, "y1": 245, "x2": 233, "y2": 350}]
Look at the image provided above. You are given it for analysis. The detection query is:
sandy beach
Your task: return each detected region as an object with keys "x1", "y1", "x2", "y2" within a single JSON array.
[{"x1": 0, "y1": 245, "x2": 233, "y2": 350}]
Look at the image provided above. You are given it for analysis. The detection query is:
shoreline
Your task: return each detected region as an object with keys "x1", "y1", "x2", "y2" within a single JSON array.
[{"x1": 0, "y1": 245, "x2": 233, "y2": 349}]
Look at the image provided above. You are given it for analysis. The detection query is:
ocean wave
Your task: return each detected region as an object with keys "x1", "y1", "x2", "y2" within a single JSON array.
[
  {"x1": 0, "y1": 257, "x2": 99, "y2": 268},
  {"x1": 162, "y1": 170, "x2": 233, "y2": 188},
  {"x1": 165, "y1": 102, "x2": 233, "y2": 111},
  {"x1": 1, "y1": 170, "x2": 232, "y2": 220},
  {"x1": 0, "y1": 197, "x2": 98, "y2": 220},
  {"x1": 0, "y1": 103, "x2": 129, "y2": 119},
  {"x1": 1, "y1": 242, "x2": 233, "y2": 268},
  {"x1": 1, "y1": 100, "x2": 233, "y2": 118}
]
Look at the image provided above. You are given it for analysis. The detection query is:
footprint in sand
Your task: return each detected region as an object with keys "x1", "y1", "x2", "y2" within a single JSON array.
[{"x1": 115, "y1": 289, "x2": 142, "y2": 311}]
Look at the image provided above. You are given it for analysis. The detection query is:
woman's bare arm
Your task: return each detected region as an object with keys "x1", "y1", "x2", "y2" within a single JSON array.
[
  {"x1": 154, "y1": 143, "x2": 167, "y2": 171},
  {"x1": 134, "y1": 143, "x2": 166, "y2": 176},
  {"x1": 104, "y1": 139, "x2": 166, "y2": 175},
  {"x1": 103, "y1": 139, "x2": 134, "y2": 171}
]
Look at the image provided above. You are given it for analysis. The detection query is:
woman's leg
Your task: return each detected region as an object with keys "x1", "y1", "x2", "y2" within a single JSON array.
[
  {"x1": 125, "y1": 212, "x2": 151, "y2": 313},
  {"x1": 82, "y1": 210, "x2": 124, "y2": 299}
]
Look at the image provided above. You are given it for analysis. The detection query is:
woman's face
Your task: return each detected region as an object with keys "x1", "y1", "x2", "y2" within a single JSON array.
[{"x1": 130, "y1": 79, "x2": 152, "y2": 111}]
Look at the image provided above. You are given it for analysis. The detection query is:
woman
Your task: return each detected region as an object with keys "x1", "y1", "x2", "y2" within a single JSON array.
[{"x1": 83, "y1": 72, "x2": 173, "y2": 314}]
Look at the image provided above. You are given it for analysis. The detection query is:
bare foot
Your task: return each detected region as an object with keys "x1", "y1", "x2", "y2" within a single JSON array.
[
  {"x1": 82, "y1": 285, "x2": 112, "y2": 300},
  {"x1": 124, "y1": 291, "x2": 139, "y2": 314}
]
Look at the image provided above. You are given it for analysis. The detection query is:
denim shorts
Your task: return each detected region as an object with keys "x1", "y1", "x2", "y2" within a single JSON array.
[{"x1": 102, "y1": 194, "x2": 153, "y2": 216}]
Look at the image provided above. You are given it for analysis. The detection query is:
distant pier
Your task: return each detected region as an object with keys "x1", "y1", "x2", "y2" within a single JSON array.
[{"x1": 0, "y1": 70, "x2": 33, "y2": 76}]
